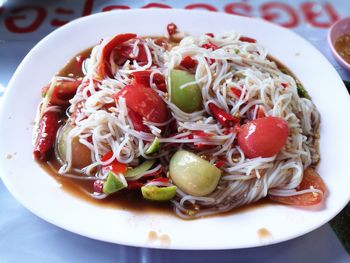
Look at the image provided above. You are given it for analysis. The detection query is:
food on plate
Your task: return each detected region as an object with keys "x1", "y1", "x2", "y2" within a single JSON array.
[
  {"x1": 334, "y1": 33, "x2": 350, "y2": 64},
  {"x1": 33, "y1": 24, "x2": 325, "y2": 219}
]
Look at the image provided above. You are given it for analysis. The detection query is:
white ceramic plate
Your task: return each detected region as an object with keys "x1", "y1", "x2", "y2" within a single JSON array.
[{"x1": 1, "y1": 10, "x2": 350, "y2": 250}]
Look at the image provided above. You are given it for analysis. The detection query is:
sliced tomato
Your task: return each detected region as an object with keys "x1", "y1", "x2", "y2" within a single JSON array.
[
  {"x1": 131, "y1": 70, "x2": 166, "y2": 92},
  {"x1": 116, "y1": 84, "x2": 168, "y2": 123},
  {"x1": 269, "y1": 168, "x2": 327, "y2": 206},
  {"x1": 127, "y1": 109, "x2": 150, "y2": 132},
  {"x1": 180, "y1": 56, "x2": 197, "y2": 70},
  {"x1": 237, "y1": 116, "x2": 289, "y2": 158},
  {"x1": 131, "y1": 70, "x2": 152, "y2": 87},
  {"x1": 256, "y1": 106, "x2": 266, "y2": 119},
  {"x1": 101, "y1": 151, "x2": 128, "y2": 174},
  {"x1": 153, "y1": 73, "x2": 166, "y2": 92},
  {"x1": 119, "y1": 43, "x2": 148, "y2": 65},
  {"x1": 97, "y1": 33, "x2": 136, "y2": 79},
  {"x1": 49, "y1": 80, "x2": 82, "y2": 106},
  {"x1": 202, "y1": 42, "x2": 218, "y2": 50}
]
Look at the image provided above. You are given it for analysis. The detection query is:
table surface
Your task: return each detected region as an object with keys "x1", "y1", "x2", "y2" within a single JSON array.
[{"x1": 0, "y1": 1, "x2": 349, "y2": 262}]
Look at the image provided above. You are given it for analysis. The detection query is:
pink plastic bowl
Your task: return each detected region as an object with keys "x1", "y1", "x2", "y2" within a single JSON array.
[{"x1": 328, "y1": 17, "x2": 350, "y2": 72}]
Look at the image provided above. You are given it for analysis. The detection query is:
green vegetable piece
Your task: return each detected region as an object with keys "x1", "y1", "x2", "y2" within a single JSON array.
[
  {"x1": 170, "y1": 69, "x2": 202, "y2": 113},
  {"x1": 280, "y1": 68, "x2": 292, "y2": 76},
  {"x1": 103, "y1": 172, "x2": 126, "y2": 194},
  {"x1": 296, "y1": 83, "x2": 310, "y2": 99},
  {"x1": 57, "y1": 123, "x2": 73, "y2": 162},
  {"x1": 145, "y1": 137, "x2": 160, "y2": 155},
  {"x1": 141, "y1": 185, "x2": 177, "y2": 201},
  {"x1": 125, "y1": 159, "x2": 156, "y2": 178},
  {"x1": 169, "y1": 150, "x2": 221, "y2": 196}
]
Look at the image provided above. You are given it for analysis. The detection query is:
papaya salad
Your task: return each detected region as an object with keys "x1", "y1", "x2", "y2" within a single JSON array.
[{"x1": 33, "y1": 24, "x2": 326, "y2": 219}]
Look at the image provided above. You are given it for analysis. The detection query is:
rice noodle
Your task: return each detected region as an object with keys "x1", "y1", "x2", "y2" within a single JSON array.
[{"x1": 51, "y1": 31, "x2": 321, "y2": 219}]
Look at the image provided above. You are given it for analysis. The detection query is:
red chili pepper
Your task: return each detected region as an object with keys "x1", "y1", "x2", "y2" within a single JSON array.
[
  {"x1": 281, "y1": 82, "x2": 288, "y2": 89},
  {"x1": 167, "y1": 23, "x2": 177, "y2": 36},
  {"x1": 201, "y1": 43, "x2": 218, "y2": 65},
  {"x1": 127, "y1": 180, "x2": 144, "y2": 190},
  {"x1": 223, "y1": 126, "x2": 241, "y2": 135},
  {"x1": 191, "y1": 131, "x2": 216, "y2": 150},
  {"x1": 167, "y1": 119, "x2": 178, "y2": 134},
  {"x1": 142, "y1": 166, "x2": 164, "y2": 178},
  {"x1": 239, "y1": 36, "x2": 257, "y2": 43},
  {"x1": 33, "y1": 111, "x2": 61, "y2": 161},
  {"x1": 97, "y1": 33, "x2": 137, "y2": 79},
  {"x1": 214, "y1": 160, "x2": 225, "y2": 168},
  {"x1": 49, "y1": 80, "x2": 82, "y2": 106},
  {"x1": 205, "y1": 33, "x2": 215, "y2": 38},
  {"x1": 192, "y1": 130, "x2": 213, "y2": 138},
  {"x1": 202, "y1": 42, "x2": 218, "y2": 50},
  {"x1": 153, "y1": 73, "x2": 167, "y2": 92},
  {"x1": 101, "y1": 151, "x2": 128, "y2": 174},
  {"x1": 127, "y1": 109, "x2": 150, "y2": 133},
  {"x1": 230, "y1": 87, "x2": 242, "y2": 99},
  {"x1": 208, "y1": 103, "x2": 240, "y2": 128},
  {"x1": 180, "y1": 56, "x2": 197, "y2": 70},
  {"x1": 256, "y1": 106, "x2": 266, "y2": 119},
  {"x1": 148, "y1": 177, "x2": 169, "y2": 183}
]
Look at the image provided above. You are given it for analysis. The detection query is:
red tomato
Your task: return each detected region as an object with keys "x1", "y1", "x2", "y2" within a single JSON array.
[
  {"x1": 230, "y1": 87, "x2": 242, "y2": 99},
  {"x1": 127, "y1": 109, "x2": 149, "y2": 132},
  {"x1": 237, "y1": 116, "x2": 289, "y2": 158},
  {"x1": 101, "y1": 151, "x2": 128, "y2": 174},
  {"x1": 131, "y1": 71, "x2": 166, "y2": 92},
  {"x1": 116, "y1": 85, "x2": 168, "y2": 123},
  {"x1": 269, "y1": 168, "x2": 327, "y2": 206},
  {"x1": 119, "y1": 43, "x2": 148, "y2": 65},
  {"x1": 256, "y1": 106, "x2": 266, "y2": 119}
]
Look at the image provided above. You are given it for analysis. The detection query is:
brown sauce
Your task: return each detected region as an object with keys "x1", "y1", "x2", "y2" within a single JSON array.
[
  {"x1": 41, "y1": 158, "x2": 172, "y2": 215},
  {"x1": 57, "y1": 47, "x2": 92, "y2": 78},
  {"x1": 335, "y1": 33, "x2": 350, "y2": 64},
  {"x1": 147, "y1": 231, "x2": 171, "y2": 247},
  {"x1": 257, "y1": 227, "x2": 272, "y2": 239},
  {"x1": 40, "y1": 44, "x2": 294, "y2": 219}
]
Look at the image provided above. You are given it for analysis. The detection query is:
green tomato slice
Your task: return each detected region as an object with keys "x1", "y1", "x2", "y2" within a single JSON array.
[
  {"x1": 103, "y1": 171, "x2": 126, "y2": 194},
  {"x1": 125, "y1": 159, "x2": 156, "y2": 179},
  {"x1": 170, "y1": 69, "x2": 202, "y2": 113},
  {"x1": 141, "y1": 185, "x2": 177, "y2": 201},
  {"x1": 145, "y1": 137, "x2": 160, "y2": 155}
]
